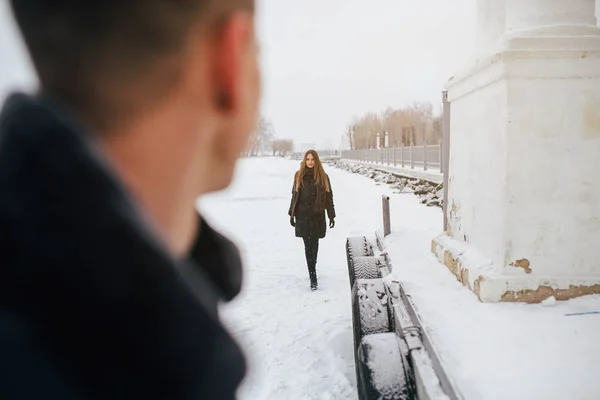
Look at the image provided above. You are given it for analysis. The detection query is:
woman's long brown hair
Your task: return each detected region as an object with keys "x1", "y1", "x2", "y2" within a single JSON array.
[{"x1": 295, "y1": 150, "x2": 330, "y2": 192}]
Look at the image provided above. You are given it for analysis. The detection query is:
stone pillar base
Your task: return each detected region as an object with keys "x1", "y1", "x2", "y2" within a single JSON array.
[
  {"x1": 431, "y1": 234, "x2": 600, "y2": 303},
  {"x1": 501, "y1": 24, "x2": 600, "y2": 53}
]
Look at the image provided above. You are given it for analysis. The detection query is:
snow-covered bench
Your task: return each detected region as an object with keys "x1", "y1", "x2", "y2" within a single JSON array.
[{"x1": 346, "y1": 234, "x2": 462, "y2": 400}]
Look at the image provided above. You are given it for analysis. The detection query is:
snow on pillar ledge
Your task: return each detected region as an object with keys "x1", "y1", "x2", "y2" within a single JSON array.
[{"x1": 433, "y1": 0, "x2": 600, "y2": 303}]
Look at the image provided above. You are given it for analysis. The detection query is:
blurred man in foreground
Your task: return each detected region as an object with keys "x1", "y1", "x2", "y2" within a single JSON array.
[{"x1": 0, "y1": 0, "x2": 260, "y2": 398}]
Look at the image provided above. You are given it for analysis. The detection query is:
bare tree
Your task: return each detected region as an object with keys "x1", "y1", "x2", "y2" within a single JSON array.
[
  {"x1": 349, "y1": 101, "x2": 442, "y2": 149},
  {"x1": 271, "y1": 139, "x2": 294, "y2": 156},
  {"x1": 245, "y1": 116, "x2": 275, "y2": 156},
  {"x1": 347, "y1": 125, "x2": 354, "y2": 150}
]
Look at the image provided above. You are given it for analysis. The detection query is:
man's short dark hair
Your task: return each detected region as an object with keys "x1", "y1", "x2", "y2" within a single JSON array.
[{"x1": 10, "y1": 0, "x2": 254, "y2": 131}]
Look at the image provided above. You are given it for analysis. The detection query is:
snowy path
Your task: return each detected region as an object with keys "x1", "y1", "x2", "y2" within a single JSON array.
[{"x1": 199, "y1": 157, "x2": 392, "y2": 399}]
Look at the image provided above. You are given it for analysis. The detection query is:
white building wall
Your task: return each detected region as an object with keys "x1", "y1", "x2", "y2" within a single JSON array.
[
  {"x1": 447, "y1": 76, "x2": 508, "y2": 271},
  {"x1": 436, "y1": 0, "x2": 600, "y2": 301},
  {"x1": 504, "y1": 75, "x2": 600, "y2": 277}
]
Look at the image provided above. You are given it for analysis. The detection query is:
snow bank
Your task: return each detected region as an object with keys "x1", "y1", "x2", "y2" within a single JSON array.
[{"x1": 328, "y1": 159, "x2": 443, "y2": 208}]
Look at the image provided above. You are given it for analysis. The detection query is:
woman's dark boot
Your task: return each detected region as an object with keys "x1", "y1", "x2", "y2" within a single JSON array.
[
  {"x1": 308, "y1": 262, "x2": 318, "y2": 291},
  {"x1": 309, "y1": 270, "x2": 318, "y2": 291}
]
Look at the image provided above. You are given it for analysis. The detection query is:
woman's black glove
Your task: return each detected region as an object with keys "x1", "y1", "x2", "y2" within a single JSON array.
[
  {"x1": 290, "y1": 217, "x2": 296, "y2": 227},
  {"x1": 329, "y1": 218, "x2": 335, "y2": 228}
]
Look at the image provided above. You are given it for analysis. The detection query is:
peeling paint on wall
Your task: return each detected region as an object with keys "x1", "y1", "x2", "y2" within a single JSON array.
[
  {"x1": 501, "y1": 284, "x2": 600, "y2": 303},
  {"x1": 510, "y1": 258, "x2": 532, "y2": 274}
]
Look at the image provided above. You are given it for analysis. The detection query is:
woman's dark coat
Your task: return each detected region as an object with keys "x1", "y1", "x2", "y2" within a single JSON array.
[{"x1": 288, "y1": 168, "x2": 336, "y2": 239}]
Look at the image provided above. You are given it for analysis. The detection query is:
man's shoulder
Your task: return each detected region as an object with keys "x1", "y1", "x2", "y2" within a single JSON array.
[
  {"x1": 0, "y1": 310, "x2": 82, "y2": 398},
  {"x1": 0, "y1": 310, "x2": 32, "y2": 342},
  {"x1": 0, "y1": 93, "x2": 247, "y2": 398}
]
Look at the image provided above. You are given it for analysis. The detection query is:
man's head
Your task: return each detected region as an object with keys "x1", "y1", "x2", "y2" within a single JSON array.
[{"x1": 10, "y1": 0, "x2": 260, "y2": 193}]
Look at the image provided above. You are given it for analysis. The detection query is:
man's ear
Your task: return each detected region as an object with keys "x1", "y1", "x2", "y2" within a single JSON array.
[{"x1": 210, "y1": 12, "x2": 254, "y2": 113}]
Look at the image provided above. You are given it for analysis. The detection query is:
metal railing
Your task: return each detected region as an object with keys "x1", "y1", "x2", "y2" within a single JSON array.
[
  {"x1": 341, "y1": 143, "x2": 443, "y2": 172},
  {"x1": 315, "y1": 150, "x2": 341, "y2": 159}
]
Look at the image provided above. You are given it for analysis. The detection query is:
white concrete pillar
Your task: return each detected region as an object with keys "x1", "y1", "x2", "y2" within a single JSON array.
[
  {"x1": 504, "y1": 0, "x2": 599, "y2": 38},
  {"x1": 438, "y1": 0, "x2": 600, "y2": 303},
  {"x1": 475, "y1": 0, "x2": 506, "y2": 56},
  {"x1": 506, "y1": 0, "x2": 597, "y2": 31}
]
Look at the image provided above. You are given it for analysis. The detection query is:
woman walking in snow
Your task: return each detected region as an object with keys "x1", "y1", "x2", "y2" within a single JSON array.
[{"x1": 288, "y1": 150, "x2": 336, "y2": 291}]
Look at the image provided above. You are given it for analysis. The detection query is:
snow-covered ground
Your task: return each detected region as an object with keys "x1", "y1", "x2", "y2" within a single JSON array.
[
  {"x1": 199, "y1": 156, "x2": 600, "y2": 400},
  {"x1": 199, "y1": 157, "x2": 394, "y2": 399},
  {"x1": 378, "y1": 181, "x2": 600, "y2": 399},
  {"x1": 384, "y1": 224, "x2": 600, "y2": 399}
]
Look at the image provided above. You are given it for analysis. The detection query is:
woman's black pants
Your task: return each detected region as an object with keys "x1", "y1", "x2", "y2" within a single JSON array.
[{"x1": 302, "y1": 236, "x2": 319, "y2": 274}]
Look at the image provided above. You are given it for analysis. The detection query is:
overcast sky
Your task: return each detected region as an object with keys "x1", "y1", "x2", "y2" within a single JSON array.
[
  {"x1": 1, "y1": 0, "x2": 599, "y2": 149},
  {"x1": 255, "y1": 0, "x2": 478, "y2": 149}
]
